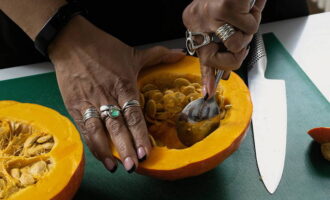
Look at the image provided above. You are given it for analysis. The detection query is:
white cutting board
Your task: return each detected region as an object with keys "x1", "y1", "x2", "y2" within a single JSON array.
[{"x1": 260, "y1": 12, "x2": 330, "y2": 103}]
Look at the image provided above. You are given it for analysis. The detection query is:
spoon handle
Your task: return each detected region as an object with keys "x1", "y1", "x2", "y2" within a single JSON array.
[
  {"x1": 215, "y1": 69, "x2": 224, "y2": 87},
  {"x1": 203, "y1": 69, "x2": 224, "y2": 100}
]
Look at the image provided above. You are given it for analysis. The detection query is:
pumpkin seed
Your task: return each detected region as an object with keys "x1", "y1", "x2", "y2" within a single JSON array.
[
  {"x1": 225, "y1": 104, "x2": 232, "y2": 110},
  {"x1": 146, "y1": 100, "x2": 157, "y2": 118},
  {"x1": 191, "y1": 82, "x2": 201, "y2": 89},
  {"x1": 20, "y1": 166, "x2": 30, "y2": 174},
  {"x1": 26, "y1": 142, "x2": 54, "y2": 156},
  {"x1": 186, "y1": 92, "x2": 200, "y2": 102},
  {"x1": 29, "y1": 161, "x2": 47, "y2": 176},
  {"x1": 144, "y1": 89, "x2": 161, "y2": 99},
  {"x1": 36, "y1": 134, "x2": 52, "y2": 144},
  {"x1": 174, "y1": 92, "x2": 186, "y2": 105},
  {"x1": 164, "y1": 90, "x2": 174, "y2": 95},
  {"x1": 141, "y1": 83, "x2": 158, "y2": 93},
  {"x1": 23, "y1": 134, "x2": 40, "y2": 149},
  {"x1": 156, "y1": 103, "x2": 164, "y2": 111},
  {"x1": 19, "y1": 172, "x2": 35, "y2": 186},
  {"x1": 174, "y1": 78, "x2": 190, "y2": 88},
  {"x1": 42, "y1": 142, "x2": 54, "y2": 150},
  {"x1": 148, "y1": 134, "x2": 157, "y2": 147},
  {"x1": 10, "y1": 168, "x2": 20, "y2": 179},
  {"x1": 163, "y1": 93, "x2": 177, "y2": 109},
  {"x1": 220, "y1": 109, "x2": 226, "y2": 120},
  {"x1": 181, "y1": 85, "x2": 195, "y2": 95}
]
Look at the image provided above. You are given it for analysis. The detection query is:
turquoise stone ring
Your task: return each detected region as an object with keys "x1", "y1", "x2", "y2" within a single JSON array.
[{"x1": 100, "y1": 105, "x2": 121, "y2": 120}]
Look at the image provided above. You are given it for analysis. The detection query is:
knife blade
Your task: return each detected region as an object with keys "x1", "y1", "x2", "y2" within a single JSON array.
[{"x1": 247, "y1": 33, "x2": 287, "y2": 194}]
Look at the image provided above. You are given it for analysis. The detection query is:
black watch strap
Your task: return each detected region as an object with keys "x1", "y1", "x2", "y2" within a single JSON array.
[{"x1": 34, "y1": 1, "x2": 87, "y2": 56}]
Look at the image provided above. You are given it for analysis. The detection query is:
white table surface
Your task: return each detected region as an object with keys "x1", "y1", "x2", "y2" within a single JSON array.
[{"x1": 1, "y1": 12, "x2": 329, "y2": 103}]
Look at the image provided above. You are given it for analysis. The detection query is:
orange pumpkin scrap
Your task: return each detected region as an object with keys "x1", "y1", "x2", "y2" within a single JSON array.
[
  {"x1": 0, "y1": 101, "x2": 84, "y2": 199},
  {"x1": 308, "y1": 127, "x2": 330, "y2": 161},
  {"x1": 112, "y1": 56, "x2": 253, "y2": 180}
]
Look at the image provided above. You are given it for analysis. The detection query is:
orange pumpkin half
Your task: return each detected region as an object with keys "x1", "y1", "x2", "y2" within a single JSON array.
[
  {"x1": 112, "y1": 56, "x2": 253, "y2": 180},
  {"x1": 0, "y1": 101, "x2": 84, "y2": 199}
]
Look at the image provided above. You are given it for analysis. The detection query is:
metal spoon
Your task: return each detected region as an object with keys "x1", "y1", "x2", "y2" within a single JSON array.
[
  {"x1": 176, "y1": 69, "x2": 223, "y2": 146},
  {"x1": 178, "y1": 69, "x2": 223, "y2": 123}
]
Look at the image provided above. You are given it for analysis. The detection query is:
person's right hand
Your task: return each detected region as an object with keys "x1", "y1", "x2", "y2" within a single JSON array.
[
  {"x1": 183, "y1": 0, "x2": 266, "y2": 96},
  {"x1": 48, "y1": 16, "x2": 185, "y2": 173}
]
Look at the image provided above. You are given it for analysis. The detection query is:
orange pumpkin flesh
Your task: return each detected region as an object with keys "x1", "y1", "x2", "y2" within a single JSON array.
[
  {"x1": 0, "y1": 101, "x2": 84, "y2": 199},
  {"x1": 112, "y1": 56, "x2": 253, "y2": 180}
]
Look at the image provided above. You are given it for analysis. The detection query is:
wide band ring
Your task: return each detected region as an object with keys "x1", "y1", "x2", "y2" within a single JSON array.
[
  {"x1": 215, "y1": 23, "x2": 236, "y2": 42},
  {"x1": 82, "y1": 107, "x2": 100, "y2": 123},
  {"x1": 122, "y1": 100, "x2": 140, "y2": 112},
  {"x1": 100, "y1": 105, "x2": 121, "y2": 121}
]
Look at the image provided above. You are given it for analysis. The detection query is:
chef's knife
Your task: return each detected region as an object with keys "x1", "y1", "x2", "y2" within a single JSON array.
[{"x1": 247, "y1": 33, "x2": 287, "y2": 194}]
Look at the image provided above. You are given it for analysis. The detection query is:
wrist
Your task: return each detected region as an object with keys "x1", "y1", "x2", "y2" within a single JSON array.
[{"x1": 48, "y1": 15, "x2": 93, "y2": 64}]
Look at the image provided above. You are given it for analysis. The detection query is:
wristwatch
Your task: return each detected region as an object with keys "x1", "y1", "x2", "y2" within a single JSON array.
[{"x1": 34, "y1": 1, "x2": 87, "y2": 56}]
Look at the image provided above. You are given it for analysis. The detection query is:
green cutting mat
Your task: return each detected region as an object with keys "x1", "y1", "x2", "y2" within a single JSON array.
[{"x1": 0, "y1": 33, "x2": 329, "y2": 200}]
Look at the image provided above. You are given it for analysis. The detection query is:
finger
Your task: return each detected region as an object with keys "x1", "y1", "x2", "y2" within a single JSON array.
[
  {"x1": 222, "y1": 71, "x2": 231, "y2": 80},
  {"x1": 254, "y1": 0, "x2": 267, "y2": 11},
  {"x1": 213, "y1": 0, "x2": 265, "y2": 34},
  {"x1": 137, "y1": 46, "x2": 185, "y2": 70},
  {"x1": 200, "y1": 64, "x2": 216, "y2": 97},
  {"x1": 85, "y1": 117, "x2": 118, "y2": 172},
  {"x1": 198, "y1": 43, "x2": 250, "y2": 71},
  {"x1": 79, "y1": 103, "x2": 118, "y2": 172},
  {"x1": 113, "y1": 81, "x2": 152, "y2": 161},
  {"x1": 101, "y1": 97, "x2": 139, "y2": 173},
  {"x1": 122, "y1": 106, "x2": 151, "y2": 162},
  {"x1": 223, "y1": 31, "x2": 253, "y2": 53}
]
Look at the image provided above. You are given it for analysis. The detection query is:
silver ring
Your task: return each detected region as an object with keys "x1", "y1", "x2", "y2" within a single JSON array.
[
  {"x1": 185, "y1": 30, "x2": 221, "y2": 56},
  {"x1": 122, "y1": 100, "x2": 140, "y2": 112},
  {"x1": 100, "y1": 105, "x2": 121, "y2": 120},
  {"x1": 82, "y1": 107, "x2": 100, "y2": 123},
  {"x1": 215, "y1": 23, "x2": 236, "y2": 42}
]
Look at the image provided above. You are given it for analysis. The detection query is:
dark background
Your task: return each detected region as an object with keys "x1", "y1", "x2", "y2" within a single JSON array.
[{"x1": 0, "y1": 0, "x2": 309, "y2": 68}]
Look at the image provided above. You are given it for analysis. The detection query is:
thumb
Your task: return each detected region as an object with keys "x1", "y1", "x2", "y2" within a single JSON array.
[
  {"x1": 200, "y1": 64, "x2": 216, "y2": 98},
  {"x1": 138, "y1": 46, "x2": 185, "y2": 70}
]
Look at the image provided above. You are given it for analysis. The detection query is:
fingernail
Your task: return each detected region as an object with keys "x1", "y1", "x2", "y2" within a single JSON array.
[
  {"x1": 137, "y1": 146, "x2": 147, "y2": 162},
  {"x1": 202, "y1": 85, "x2": 207, "y2": 96},
  {"x1": 124, "y1": 157, "x2": 135, "y2": 173},
  {"x1": 104, "y1": 158, "x2": 117, "y2": 173}
]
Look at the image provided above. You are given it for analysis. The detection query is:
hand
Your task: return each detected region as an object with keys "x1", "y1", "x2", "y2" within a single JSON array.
[
  {"x1": 48, "y1": 16, "x2": 185, "y2": 172},
  {"x1": 183, "y1": 0, "x2": 266, "y2": 96}
]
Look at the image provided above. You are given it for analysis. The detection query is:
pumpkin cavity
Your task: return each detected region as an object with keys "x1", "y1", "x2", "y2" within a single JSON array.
[
  {"x1": 0, "y1": 119, "x2": 55, "y2": 199},
  {"x1": 140, "y1": 73, "x2": 231, "y2": 149}
]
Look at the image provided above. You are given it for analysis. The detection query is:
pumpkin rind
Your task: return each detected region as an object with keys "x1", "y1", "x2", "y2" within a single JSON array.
[
  {"x1": 112, "y1": 56, "x2": 252, "y2": 180},
  {"x1": 0, "y1": 101, "x2": 84, "y2": 199},
  {"x1": 308, "y1": 127, "x2": 330, "y2": 144}
]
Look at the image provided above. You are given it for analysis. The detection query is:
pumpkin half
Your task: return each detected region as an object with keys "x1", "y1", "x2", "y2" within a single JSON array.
[
  {"x1": 112, "y1": 56, "x2": 253, "y2": 180},
  {"x1": 0, "y1": 101, "x2": 84, "y2": 199}
]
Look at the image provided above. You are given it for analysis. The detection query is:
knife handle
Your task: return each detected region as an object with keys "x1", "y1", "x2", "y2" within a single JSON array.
[{"x1": 247, "y1": 33, "x2": 268, "y2": 77}]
